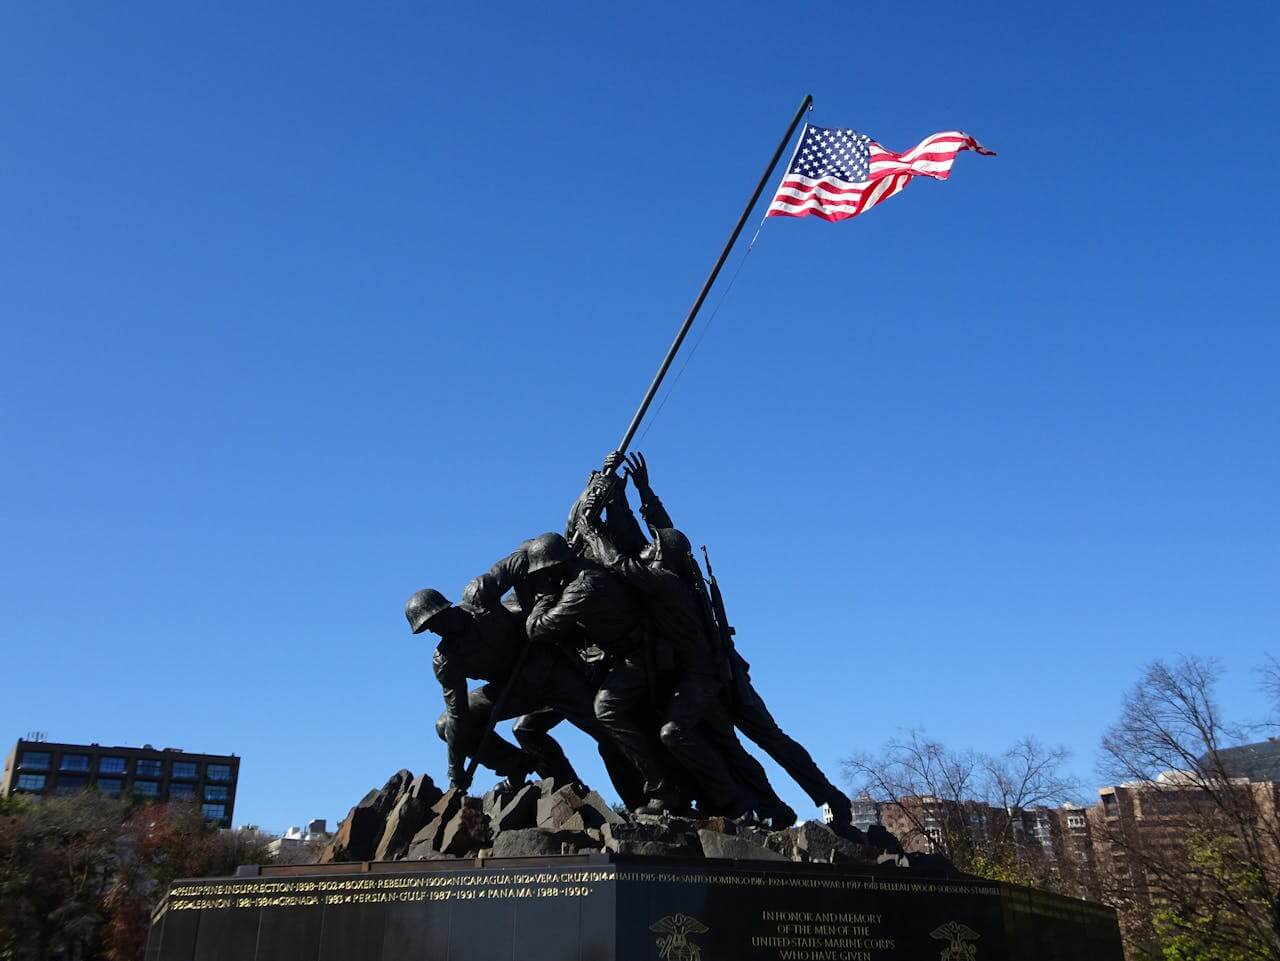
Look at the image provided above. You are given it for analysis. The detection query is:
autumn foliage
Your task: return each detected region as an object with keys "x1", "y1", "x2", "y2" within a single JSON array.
[{"x1": 0, "y1": 793, "x2": 271, "y2": 961}]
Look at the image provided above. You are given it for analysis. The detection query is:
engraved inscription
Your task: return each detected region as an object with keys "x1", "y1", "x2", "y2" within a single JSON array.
[
  {"x1": 614, "y1": 869, "x2": 999, "y2": 898},
  {"x1": 166, "y1": 869, "x2": 610, "y2": 911},
  {"x1": 751, "y1": 910, "x2": 896, "y2": 960}
]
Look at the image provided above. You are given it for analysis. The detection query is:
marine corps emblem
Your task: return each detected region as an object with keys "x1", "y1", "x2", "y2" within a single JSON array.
[
  {"x1": 650, "y1": 913, "x2": 710, "y2": 961},
  {"x1": 930, "y1": 921, "x2": 980, "y2": 960}
]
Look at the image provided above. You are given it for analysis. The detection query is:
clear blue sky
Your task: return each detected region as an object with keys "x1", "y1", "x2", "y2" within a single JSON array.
[{"x1": 2, "y1": 2, "x2": 1277, "y2": 833}]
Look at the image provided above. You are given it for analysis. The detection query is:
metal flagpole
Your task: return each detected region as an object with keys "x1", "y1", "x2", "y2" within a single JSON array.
[
  {"x1": 460, "y1": 95, "x2": 813, "y2": 793},
  {"x1": 615, "y1": 93, "x2": 813, "y2": 455}
]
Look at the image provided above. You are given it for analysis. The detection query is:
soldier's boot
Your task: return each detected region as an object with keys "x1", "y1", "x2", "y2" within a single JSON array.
[
  {"x1": 758, "y1": 800, "x2": 798, "y2": 830},
  {"x1": 492, "y1": 773, "x2": 532, "y2": 794},
  {"x1": 632, "y1": 791, "x2": 691, "y2": 817},
  {"x1": 866, "y1": 823, "x2": 905, "y2": 856}
]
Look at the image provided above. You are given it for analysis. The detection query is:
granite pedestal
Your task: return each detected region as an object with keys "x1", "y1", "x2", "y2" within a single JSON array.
[{"x1": 146, "y1": 853, "x2": 1123, "y2": 961}]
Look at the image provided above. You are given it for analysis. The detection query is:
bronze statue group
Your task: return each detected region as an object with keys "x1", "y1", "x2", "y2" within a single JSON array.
[{"x1": 406, "y1": 452, "x2": 853, "y2": 830}]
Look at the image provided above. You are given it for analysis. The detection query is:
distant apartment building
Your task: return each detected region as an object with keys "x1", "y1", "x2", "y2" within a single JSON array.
[
  {"x1": 1088, "y1": 768, "x2": 1280, "y2": 907},
  {"x1": 873, "y1": 795, "x2": 1102, "y2": 900},
  {"x1": 267, "y1": 819, "x2": 330, "y2": 863},
  {"x1": 821, "y1": 795, "x2": 881, "y2": 832},
  {"x1": 877, "y1": 795, "x2": 995, "y2": 854},
  {"x1": 0, "y1": 738, "x2": 240, "y2": 827}
]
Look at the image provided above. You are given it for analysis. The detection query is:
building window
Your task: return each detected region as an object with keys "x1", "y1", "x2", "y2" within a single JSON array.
[
  {"x1": 1067, "y1": 814, "x2": 1086, "y2": 829},
  {"x1": 132, "y1": 780, "x2": 160, "y2": 797},
  {"x1": 202, "y1": 803, "x2": 226, "y2": 820},
  {"x1": 99, "y1": 756, "x2": 127, "y2": 774},
  {"x1": 171, "y1": 761, "x2": 198, "y2": 779},
  {"x1": 170, "y1": 782, "x2": 196, "y2": 799},
  {"x1": 55, "y1": 776, "x2": 88, "y2": 795},
  {"x1": 204, "y1": 785, "x2": 229, "y2": 801},
  {"x1": 16, "y1": 774, "x2": 46, "y2": 790},
  {"x1": 60, "y1": 755, "x2": 90, "y2": 772},
  {"x1": 206, "y1": 764, "x2": 231, "y2": 782},
  {"x1": 97, "y1": 779, "x2": 123, "y2": 796},
  {"x1": 136, "y1": 759, "x2": 163, "y2": 777},
  {"x1": 18, "y1": 752, "x2": 50, "y2": 770}
]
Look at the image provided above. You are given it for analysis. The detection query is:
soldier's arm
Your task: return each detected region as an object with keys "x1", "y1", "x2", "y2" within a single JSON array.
[
  {"x1": 624, "y1": 452, "x2": 675, "y2": 533},
  {"x1": 638, "y1": 492, "x2": 674, "y2": 533},
  {"x1": 568, "y1": 451, "x2": 647, "y2": 556},
  {"x1": 433, "y1": 648, "x2": 468, "y2": 787},
  {"x1": 603, "y1": 479, "x2": 648, "y2": 557},
  {"x1": 525, "y1": 581, "x2": 590, "y2": 645},
  {"x1": 463, "y1": 548, "x2": 526, "y2": 610},
  {"x1": 580, "y1": 523, "x2": 664, "y2": 596}
]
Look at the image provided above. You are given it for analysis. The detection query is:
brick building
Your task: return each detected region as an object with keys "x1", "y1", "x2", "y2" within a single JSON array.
[
  {"x1": 1087, "y1": 770, "x2": 1280, "y2": 907},
  {"x1": 1, "y1": 738, "x2": 240, "y2": 827}
]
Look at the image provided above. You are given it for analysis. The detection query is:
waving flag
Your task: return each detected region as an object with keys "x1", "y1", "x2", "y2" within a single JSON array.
[{"x1": 766, "y1": 125, "x2": 994, "y2": 222}]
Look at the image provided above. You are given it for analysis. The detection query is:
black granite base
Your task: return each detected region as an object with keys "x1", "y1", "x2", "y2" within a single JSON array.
[{"x1": 146, "y1": 854, "x2": 1123, "y2": 961}]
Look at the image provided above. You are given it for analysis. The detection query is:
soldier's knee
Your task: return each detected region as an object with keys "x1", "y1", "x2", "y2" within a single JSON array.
[
  {"x1": 435, "y1": 712, "x2": 449, "y2": 742},
  {"x1": 512, "y1": 720, "x2": 542, "y2": 749}
]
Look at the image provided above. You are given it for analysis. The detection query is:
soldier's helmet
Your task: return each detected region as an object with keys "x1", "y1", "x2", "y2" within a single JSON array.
[
  {"x1": 405, "y1": 588, "x2": 453, "y2": 634},
  {"x1": 524, "y1": 532, "x2": 573, "y2": 574},
  {"x1": 653, "y1": 528, "x2": 693, "y2": 575}
]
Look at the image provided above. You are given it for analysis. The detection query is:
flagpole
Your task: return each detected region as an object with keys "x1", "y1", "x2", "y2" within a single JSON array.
[
  {"x1": 459, "y1": 97, "x2": 813, "y2": 793},
  {"x1": 615, "y1": 93, "x2": 813, "y2": 454}
]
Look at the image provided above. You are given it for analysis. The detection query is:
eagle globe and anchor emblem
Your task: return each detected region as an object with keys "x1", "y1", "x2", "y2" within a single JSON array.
[
  {"x1": 930, "y1": 921, "x2": 980, "y2": 960},
  {"x1": 649, "y1": 913, "x2": 710, "y2": 961}
]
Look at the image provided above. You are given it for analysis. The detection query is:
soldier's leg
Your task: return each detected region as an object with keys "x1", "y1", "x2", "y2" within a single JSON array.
[
  {"x1": 535, "y1": 660, "x2": 650, "y2": 810},
  {"x1": 511, "y1": 709, "x2": 582, "y2": 784},
  {"x1": 732, "y1": 669, "x2": 843, "y2": 808},
  {"x1": 592, "y1": 658, "x2": 680, "y2": 804},
  {"x1": 658, "y1": 677, "x2": 751, "y2": 815},
  {"x1": 593, "y1": 737, "x2": 648, "y2": 811},
  {"x1": 435, "y1": 690, "x2": 532, "y2": 781},
  {"x1": 716, "y1": 727, "x2": 797, "y2": 825}
]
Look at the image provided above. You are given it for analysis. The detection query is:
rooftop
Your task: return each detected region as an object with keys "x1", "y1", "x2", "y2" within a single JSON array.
[{"x1": 1210, "y1": 739, "x2": 1280, "y2": 783}]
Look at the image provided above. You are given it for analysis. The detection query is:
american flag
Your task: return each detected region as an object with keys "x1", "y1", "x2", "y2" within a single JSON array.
[{"x1": 766, "y1": 125, "x2": 995, "y2": 222}]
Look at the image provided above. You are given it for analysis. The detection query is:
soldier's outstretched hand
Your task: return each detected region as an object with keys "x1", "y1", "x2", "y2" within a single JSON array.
[{"x1": 623, "y1": 451, "x2": 650, "y2": 491}]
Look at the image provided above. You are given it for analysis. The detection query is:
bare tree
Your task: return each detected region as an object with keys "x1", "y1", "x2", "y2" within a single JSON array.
[
  {"x1": 843, "y1": 730, "x2": 1079, "y2": 887},
  {"x1": 1097, "y1": 656, "x2": 1280, "y2": 961}
]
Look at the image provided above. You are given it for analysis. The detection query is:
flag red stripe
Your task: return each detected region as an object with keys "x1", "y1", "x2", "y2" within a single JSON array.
[{"x1": 776, "y1": 178, "x2": 870, "y2": 197}]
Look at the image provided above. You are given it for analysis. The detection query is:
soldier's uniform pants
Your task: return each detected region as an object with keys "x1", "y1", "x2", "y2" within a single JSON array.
[
  {"x1": 513, "y1": 709, "x2": 647, "y2": 810},
  {"x1": 720, "y1": 734, "x2": 792, "y2": 818},
  {"x1": 593, "y1": 657, "x2": 679, "y2": 801},
  {"x1": 436, "y1": 648, "x2": 608, "y2": 782},
  {"x1": 731, "y1": 652, "x2": 841, "y2": 806},
  {"x1": 435, "y1": 707, "x2": 530, "y2": 780},
  {"x1": 659, "y1": 676, "x2": 752, "y2": 813}
]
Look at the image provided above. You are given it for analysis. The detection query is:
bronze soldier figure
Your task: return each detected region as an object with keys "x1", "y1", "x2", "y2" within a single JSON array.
[
  {"x1": 405, "y1": 588, "x2": 536, "y2": 790},
  {"x1": 461, "y1": 533, "x2": 649, "y2": 809},
  {"x1": 406, "y1": 583, "x2": 626, "y2": 795},
  {"x1": 578, "y1": 514, "x2": 762, "y2": 818},
  {"x1": 518, "y1": 537, "x2": 686, "y2": 814},
  {"x1": 617, "y1": 452, "x2": 854, "y2": 828}
]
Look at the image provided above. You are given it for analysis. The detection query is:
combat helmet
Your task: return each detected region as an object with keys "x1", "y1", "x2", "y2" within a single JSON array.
[
  {"x1": 524, "y1": 532, "x2": 573, "y2": 574},
  {"x1": 405, "y1": 588, "x2": 453, "y2": 634},
  {"x1": 652, "y1": 528, "x2": 693, "y2": 575}
]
